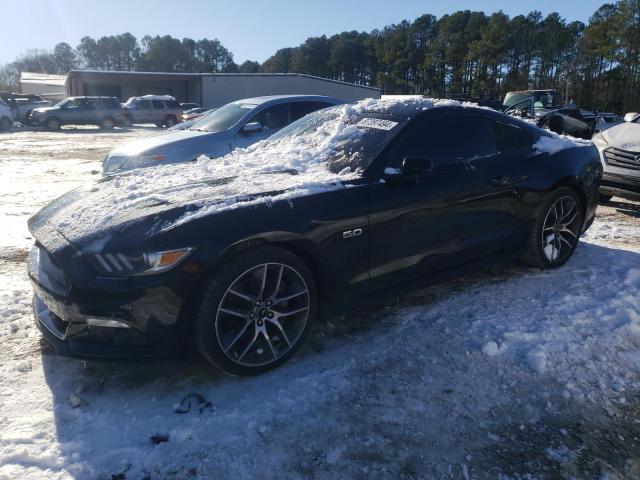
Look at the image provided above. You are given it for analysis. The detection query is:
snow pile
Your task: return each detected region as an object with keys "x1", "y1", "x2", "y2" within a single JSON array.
[{"x1": 534, "y1": 134, "x2": 592, "y2": 155}]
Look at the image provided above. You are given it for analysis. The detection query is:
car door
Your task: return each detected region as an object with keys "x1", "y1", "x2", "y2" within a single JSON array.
[
  {"x1": 61, "y1": 98, "x2": 84, "y2": 125},
  {"x1": 152, "y1": 100, "x2": 166, "y2": 123},
  {"x1": 136, "y1": 100, "x2": 153, "y2": 123},
  {"x1": 366, "y1": 111, "x2": 512, "y2": 293},
  {"x1": 234, "y1": 103, "x2": 290, "y2": 149}
]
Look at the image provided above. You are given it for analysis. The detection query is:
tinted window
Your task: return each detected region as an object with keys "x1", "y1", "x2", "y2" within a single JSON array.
[
  {"x1": 290, "y1": 101, "x2": 333, "y2": 121},
  {"x1": 83, "y1": 99, "x2": 99, "y2": 109},
  {"x1": 387, "y1": 114, "x2": 496, "y2": 168},
  {"x1": 165, "y1": 100, "x2": 180, "y2": 109},
  {"x1": 249, "y1": 104, "x2": 290, "y2": 130},
  {"x1": 152, "y1": 100, "x2": 165, "y2": 109},
  {"x1": 494, "y1": 121, "x2": 530, "y2": 152},
  {"x1": 103, "y1": 98, "x2": 121, "y2": 109},
  {"x1": 138, "y1": 100, "x2": 152, "y2": 109}
]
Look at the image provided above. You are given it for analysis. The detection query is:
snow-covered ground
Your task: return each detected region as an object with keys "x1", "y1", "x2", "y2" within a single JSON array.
[{"x1": 1, "y1": 127, "x2": 640, "y2": 479}]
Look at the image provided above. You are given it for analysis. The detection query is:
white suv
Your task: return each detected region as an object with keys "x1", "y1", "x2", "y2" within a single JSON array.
[
  {"x1": 592, "y1": 112, "x2": 640, "y2": 201},
  {"x1": 122, "y1": 95, "x2": 183, "y2": 127},
  {"x1": 0, "y1": 99, "x2": 12, "y2": 131}
]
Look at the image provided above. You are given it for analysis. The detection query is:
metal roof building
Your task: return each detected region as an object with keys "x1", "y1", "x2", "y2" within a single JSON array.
[{"x1": 65, "y1": 70, "x2": 380, "y2": 107}]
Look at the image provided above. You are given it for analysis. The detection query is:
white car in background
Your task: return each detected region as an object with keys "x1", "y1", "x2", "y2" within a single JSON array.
[
  {"x1": 593, "y1": 112, "x2": 640, "y2": 201},
  {"x1": 0, "y1": 98, "x2": 12, "y2": 131}
]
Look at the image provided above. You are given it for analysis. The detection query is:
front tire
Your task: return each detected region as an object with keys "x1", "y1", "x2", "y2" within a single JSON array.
[
  {"x1": 522, "y1": 187, "x2": 583, "y2": 269},
  {"x1": 100, "y1": 116, "x2": 115, "y2": 130},
  {"x1": 45, "y1": 117, "x2": 61, "y2": 131},
  {"x1": 0, "y1": 116, "x2": 11, "y2": 131},
  {"x1": 195, "y1": 246, "x2": 317, "y2": 376}
]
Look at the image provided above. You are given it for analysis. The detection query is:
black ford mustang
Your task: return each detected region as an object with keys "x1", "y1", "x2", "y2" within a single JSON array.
[{"x1": 28, "y1": 100, "x2": 602, "y2": 376}]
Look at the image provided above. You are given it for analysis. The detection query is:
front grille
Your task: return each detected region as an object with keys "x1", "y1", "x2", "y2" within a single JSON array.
[{"x1": 604, "y1": 147, "x2": 640, "y2": 171}]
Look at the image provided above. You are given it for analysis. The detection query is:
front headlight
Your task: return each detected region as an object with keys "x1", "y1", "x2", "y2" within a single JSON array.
[
  {"x1": 592, "y1": 134, "x2": 608, "y2": 149},
  {"x1": 90, "y1": 248, "x2": 192, "y2": 277}
]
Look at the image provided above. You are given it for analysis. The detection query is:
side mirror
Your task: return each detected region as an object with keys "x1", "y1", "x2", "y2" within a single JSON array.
[
  {"x1": 241, "y1": 122, "x2": 263, "y2": 134},
  {"x1": 401, "y1": 156, "x2": 432, "y2": 176},
  {"x1": 624, "y1": 112, "x2": 639, "y2": 122}
]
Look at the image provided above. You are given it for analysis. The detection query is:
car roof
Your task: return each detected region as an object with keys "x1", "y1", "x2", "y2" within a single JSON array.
[{"x1": 233, "y1": 95, "x2": 344, "y2": 105}]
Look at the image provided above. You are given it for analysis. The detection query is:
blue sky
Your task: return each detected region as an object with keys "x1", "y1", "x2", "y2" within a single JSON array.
[{"x1": 0, "y1": 0, "x2": 607, "y2": 65}]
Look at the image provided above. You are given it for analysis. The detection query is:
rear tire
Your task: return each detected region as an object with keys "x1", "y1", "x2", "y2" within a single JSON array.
[
  {"x1": 522, "y1": 187, "x2": 583, "y2": 269},
  {"x1": 45, "y1": 117, "x2": 61, "y2": 131},
  {"x1": 194, "y1": 246, "x2": 317, "y2": 376},
  {"x1": 100, "y1": 116, "x2": 115, "y2": 130},
  {"x1": 164, "y1": 115, "x2": 177, "y2": 128},
  {"x1": 0, "y1": 116, "x2": 11, "y2": 132}
]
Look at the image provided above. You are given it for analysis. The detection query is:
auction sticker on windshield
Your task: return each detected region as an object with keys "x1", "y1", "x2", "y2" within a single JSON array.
[{"x1": 356, "y1": 118, "x2": 398, "y2": 131}]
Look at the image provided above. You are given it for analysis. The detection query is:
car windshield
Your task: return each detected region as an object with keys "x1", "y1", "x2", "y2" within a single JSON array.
[
  {"x1": 55, "y1": 98, "x2": 72, "y2": 107},
  {"x1": 265, "y1": 106, "x2": 406, "y2": 174},
  {"x1": 189, "y1": 102, "x2": 257, "y2": 132}
]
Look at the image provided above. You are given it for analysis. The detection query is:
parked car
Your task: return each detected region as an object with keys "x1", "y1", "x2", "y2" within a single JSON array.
[
  {"x1": 123, "y1": 95, "x2": 182, "y2": 127},
  {"x1": 0, "y1": 92, "x2": 51, "y2": 123},
  {"x1": 29, "y1": 97, "x2": 125, "y2": 131},
  {"x1": 28, "y1": 99, "x2": 602, "y2": 375},
  {"x1": 102, "y1": 95, "x2": 344, "y2": 174},
  {"x1": 182, "y1": 107, "x2": 207, "y2": 122},
  {"x1": 180, "y1": 102, "x2": 200, "y2": 110},
  {"x1": 0, "y1": 98, "x2": 13, "y2": 131},
  {"x1": 503, "y1": 89, "x2": 622, "y2": 139},
  {"x1": 593, "y1": 112, "x2": 640, "y2": 201}
]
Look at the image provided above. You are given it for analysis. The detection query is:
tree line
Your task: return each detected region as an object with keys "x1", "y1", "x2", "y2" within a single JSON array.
[{"x1": 2, "y1": 1, "x2": 639, "y2": 113}]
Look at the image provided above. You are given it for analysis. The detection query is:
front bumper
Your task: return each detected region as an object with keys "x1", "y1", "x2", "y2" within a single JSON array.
[
  {"x1": 28, "y1": 242, "x2": 192, "y2": 359},
  {"x1": 600, "y1": 171, "x2": 640, "y2": 200}
]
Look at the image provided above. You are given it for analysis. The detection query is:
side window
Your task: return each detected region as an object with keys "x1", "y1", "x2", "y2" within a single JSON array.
[
  {"x1": 290, "y1": 101, "x2": 333, "y2": 121},
  {"x1": 152, "y1": 100, "x2": 165, "y2": 109},
  {"x1": 494, "y1": 122, "x2": 530, "y2": 152},
  {"x1": 387, "y1": 114, "x2": 496, "y2": 169},
  {"x1": 249, "y1": 104, "x2": 290, "y2": 130},
  {"x1": 139, "y1": 100, "x2": 152, "y2": 110},
  {"x1": 165, "y1": 100, "x2": 179, "y2": 109},
  {"x1": 83, "y1": 99, "x2": 98, "y2": 110}
]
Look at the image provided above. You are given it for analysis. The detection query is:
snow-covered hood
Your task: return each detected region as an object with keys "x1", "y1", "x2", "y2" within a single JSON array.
[
  {"x1": 29, "y1": 169, "x2": 319, "y2": 251},
  {"x1": 601, "y1": 122, "x2": 640, "y2": 152}
]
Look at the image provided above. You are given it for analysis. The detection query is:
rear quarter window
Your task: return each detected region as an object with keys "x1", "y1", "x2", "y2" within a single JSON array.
[
  {"x1": 165, "y1": 100, "x2": 180, "y2": 109},
  {"x1": 495, "y1": 121, "x2": 531, "y2": 152}
]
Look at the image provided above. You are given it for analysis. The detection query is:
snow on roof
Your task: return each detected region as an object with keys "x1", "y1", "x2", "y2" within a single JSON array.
[
  {"x1": 19, "y1": 72, "x2": 66, "y2": 86},
  {"x1": 533, "y1": 133, "x2": 592, "y2": 155}
]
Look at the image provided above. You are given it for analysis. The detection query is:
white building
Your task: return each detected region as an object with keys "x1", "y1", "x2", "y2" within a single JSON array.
[{"x1": 19, "y1": 72, "x2": 67, "y2": 101}]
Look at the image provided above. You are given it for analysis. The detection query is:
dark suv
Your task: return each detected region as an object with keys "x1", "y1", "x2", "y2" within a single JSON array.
[
  {"x1": 122, "y1": 95, "x2": 183, "y2": 127},
  {"x1": 29, "y1": 97, "x2": 125, "y2": 131}
]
